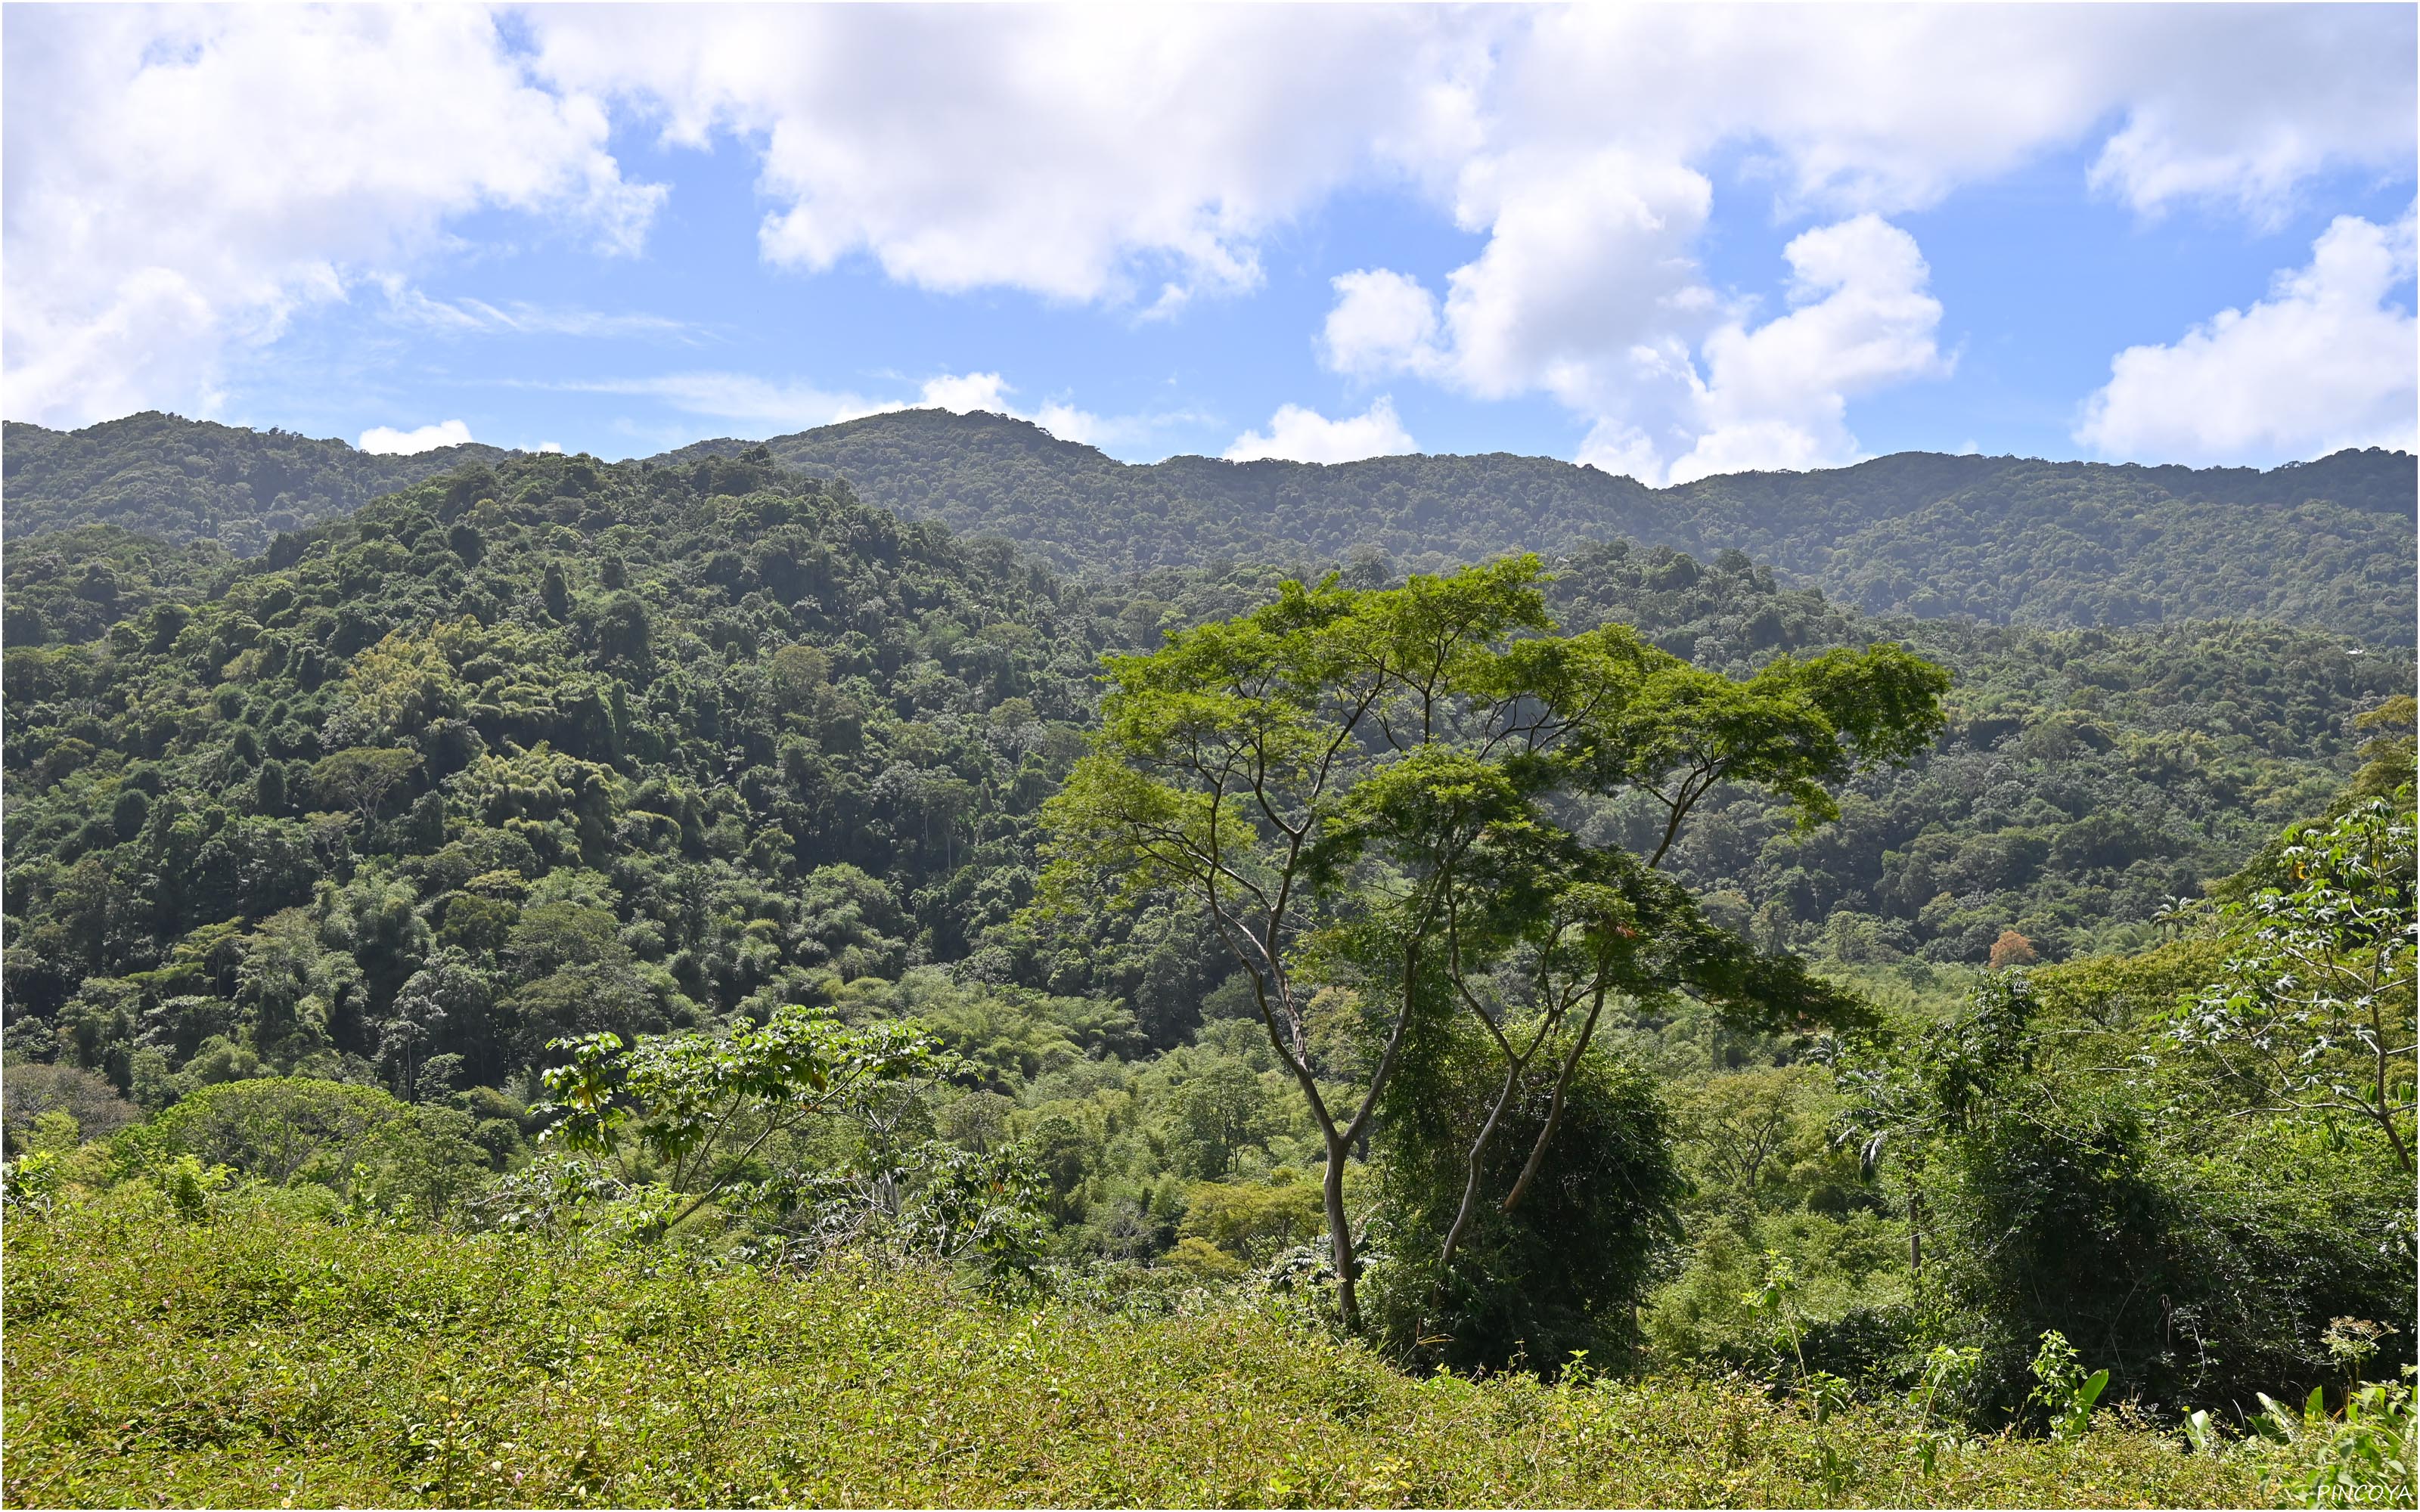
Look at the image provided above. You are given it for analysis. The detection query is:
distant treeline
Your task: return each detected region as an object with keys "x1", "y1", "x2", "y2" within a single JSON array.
[{"x1": 9, "y1": 409, "x2": 2413, "y2": 645}]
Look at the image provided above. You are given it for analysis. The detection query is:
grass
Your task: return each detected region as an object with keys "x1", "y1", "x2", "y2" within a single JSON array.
[{"x1": 4, "y1": 1186, "x2": 2278, "y2": 1508}]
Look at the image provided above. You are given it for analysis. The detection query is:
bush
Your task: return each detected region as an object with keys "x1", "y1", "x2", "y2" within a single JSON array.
[
  {"x1": 1, "y1": 1061, "x2": 138, "y2": 1153},
  {"x1": 1367, "y1": 1016, "x2": 1683, "y2": 1374},
  {"x1": 1923, "y1": 1079, "x2": 2413, "y2": 1422},
  {"x1": 123, "y1": 1077, "x2": 492, "y2": 1220},
  {"x1": 1645, "y1": 1208, "x2": 1915, "y2": 1381}
]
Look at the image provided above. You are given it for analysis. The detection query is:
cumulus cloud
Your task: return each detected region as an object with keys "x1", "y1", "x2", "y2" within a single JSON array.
[
  {"x1": 914, "y1": 371, "x2": 1016, "y2": 415},
  {"x1": 2077, "y1": 211, "x2": 2419, "y2": 464},
  {"x1": 2080, "y1": 12, "x2": 2420, "y2": 225},
  {"x1": 1315, "y1": 148, "x2": 1723, "y2": 478},
  {"x1": 1224, "y1": 398, "x2": 1418, "y2": 464},
  {"x1": 1322, "y1": 269, "x2": 1445, "y2": 378},
  {"x1": 1447, "y1": 152, "x2": 1713, "y2": 403},
  {"x1": 5, "y1": 5, "x2": 2412, "y2": 444},
  {"x1": 1483, "y1": 8, "x2": 2412, "y2": 222},
  {"x1": 526, "y1": 7, "x2": 1460, "y2": 307},
  {"x1": 360, "y1": 419, "x2": 474, "y2": 455},
  {"x1": 3, "y1": 6, "x2": 665, "y2": 426},
  {"x1": 1311, "y1": 8, "x2": 2409, "y2": 476},
  {"x1": 1665, "y1": 215, "x2": 1950, "y2": 483},
  {"x1": 898, "y1": 371, "x2": 1112, "y2": 445},
  {"x1": 1339, "y1": 213, "x2": 1947, "y2": 485}
]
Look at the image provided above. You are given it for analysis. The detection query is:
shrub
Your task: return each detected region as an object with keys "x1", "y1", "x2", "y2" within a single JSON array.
[
  {"x1": 123, "y1": 1077, "x2": 491, "y2": 1219},
  {"x1": 1367, "y1": 1016, "x2": 1683, "y2": 1374},
  {"x1": 1, "y1": 1061, "x2": 139, "y2": 1153}
]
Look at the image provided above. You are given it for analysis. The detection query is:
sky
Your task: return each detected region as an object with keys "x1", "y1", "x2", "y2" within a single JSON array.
[{"x1": 4, "y1": 5, "x2": 2415, "y2": 484}]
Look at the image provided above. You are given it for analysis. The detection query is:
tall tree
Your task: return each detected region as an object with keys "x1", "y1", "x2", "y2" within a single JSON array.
[
  {"x1": 1041, "y1": 559, "x2": 1554, "y2": 1329},
  {"x1": 1043, "y1": 556, "x2": 1950, "y2": 1334}
]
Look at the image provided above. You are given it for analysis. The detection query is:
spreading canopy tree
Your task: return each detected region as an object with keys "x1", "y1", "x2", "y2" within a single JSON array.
[{"x1": 1041, "y1": 555, "x2": 1949, "y2": 1337}]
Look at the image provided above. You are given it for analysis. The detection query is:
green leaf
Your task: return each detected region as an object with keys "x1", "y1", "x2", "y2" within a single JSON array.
[{"x1": 2079, "y1": 1370, "x2": 2108, "y2": 1410}]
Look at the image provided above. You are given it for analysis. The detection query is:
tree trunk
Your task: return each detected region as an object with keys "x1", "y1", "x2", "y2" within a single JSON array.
[
  {"x1": 1435, "y1": 1052, "x2": 1527, "y2": 1284},
  {"x1": 1323, "y1": 1134, "x2": 1360, "y2": 1333}
]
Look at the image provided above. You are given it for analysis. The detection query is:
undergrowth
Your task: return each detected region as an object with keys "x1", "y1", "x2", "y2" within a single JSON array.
[{"x1": 1, "y1": 1188, "x2": 2297, "y2": 1509}]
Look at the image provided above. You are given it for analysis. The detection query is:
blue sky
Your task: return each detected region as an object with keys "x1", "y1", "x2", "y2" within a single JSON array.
[{"x1": 6, "y1": 6, "x2": 2414, "y2": 482}]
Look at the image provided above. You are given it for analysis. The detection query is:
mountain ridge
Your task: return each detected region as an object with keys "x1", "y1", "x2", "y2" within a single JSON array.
[
  {"x1": 3, "y1": 411, "x2": 510, "y2": 558},
  {"x1": 672, "y1": 409, "x2": 2418, "y2": 644},
  {"x1": 7, "y1": 407, "x2": 2412, "y2": 644}
]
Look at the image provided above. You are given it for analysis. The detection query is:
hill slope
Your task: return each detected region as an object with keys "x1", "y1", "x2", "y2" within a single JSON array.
[
  {"x1": 8, "y1": 409, "x2": 2412, "y2": 642},
  {"x1": 672, "y1": 411, "x2": 2417, "y2": 645},
  {"x1": 2, "y1": 412, "x2": 507, "y2": 557},
  {"x1": 2, "y1": 450, "x2": 2400, "y2": 1105}
]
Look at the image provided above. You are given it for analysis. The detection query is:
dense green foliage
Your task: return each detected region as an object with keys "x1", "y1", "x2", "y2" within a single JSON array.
[
  {"x1": 5, "y1": 463, "x2": 2395, "y2": 1121},
  {"x1": 1538, "y1": 539, "x2": 2411, "y2": 966},
  {"x1": 3, "y1": 448, "x2": 1143, "y2": 1092},
  {"x1": 0, "y1": 1193, "x2": 2285, "y2": 1507},
  {"x1": 3, "y1": 413, "x2": 504, "y2": 558},
  {"x1": 1, "y1": 525, "x2": 240, "y2": 649},
  {"x1": 1036, "y1": 552, "x2": 1944, "y2": 1339},
  {"x1": 1628, "y1": 801, "x2": 2414, "y2": 1435},
  {"x1": 2, "y1": 452, "x2": 2403, "y2": 1321},
  {"x1": 669, "y1": 409, "x2": 2417, "y2": 646},
  {"x1": 2, "y1": 426, "x2": 2412, "y2": 1507},
  {"x1": 1368, "y1": 1023, "x2": 1684, "y2": 1374},
  {"x1": 11, "y1": 409, "x2": 2412, "y2": 643}
]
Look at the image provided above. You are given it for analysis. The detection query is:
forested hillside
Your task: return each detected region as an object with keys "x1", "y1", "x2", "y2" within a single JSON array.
[
  {"x1": 677, "y1": 409, "x2": 2418, "y2": 646},
  {"x1": 3, "y1": 451, "x2": 2401, "y2": 1089},
  {"x1": 2, "y1": 412, "x2": 505, "y2": 557},
  {"x1": 4, "y1": 446, "x2": 2412, "y2": 1501},
  {"x1": 9, "y1": 409, "x2": 2412, "y2": 644},
  {"x1": 1535, "y1": 540, "x2": 2406, "y2": 965}
]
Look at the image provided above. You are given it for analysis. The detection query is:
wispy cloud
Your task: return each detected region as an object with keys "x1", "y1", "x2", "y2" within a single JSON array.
[
  {"x1": 535, "y1": 372, "x2": 875, "y2": 432},
  {"x1": 380, "y1": 282, "x2": 700, "y2": 342}
]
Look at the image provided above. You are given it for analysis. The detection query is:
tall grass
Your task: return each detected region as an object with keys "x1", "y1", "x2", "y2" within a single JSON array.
[{"x1": 2, "y1": 1185, "x2": 2281, "y2": 1509}]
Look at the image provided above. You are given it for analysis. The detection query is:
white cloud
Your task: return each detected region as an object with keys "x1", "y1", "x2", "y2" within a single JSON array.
[
  {"x1": 1483, "y1": 8, "x2": 2412, "y2": 222},
  {"x1": 527, "y1": 8, "x2": 1462, "y2": 306},
  {"x1": 1316, "y1": 147, "x2": 1726, "y2": 479},
  {"x1": 4, "y1": 6, "x2": 663, "y2": 427},
  {"x1": 1314, "y1": 8, "x2": 2409, "y2": 477},
  {"x1": 7, "y1": 5, "x2": 2412, "y2": 449},
  {"x1": 1323, "y1": 269, "x2": 1445, "y2": 379},
  {"x1": 1434, "y1": 150, "x2": 1718, "y2": 411},
  {"x1": 1666, "y1": 215, "x2": 1949, "y2": 483},
  {"x1": 900, "y1": 371, "x2": 1115, "y2": 446},
  {"x1": 914, "y1": 371, "x2": 1014, "y2": 416},
  {"x1": 537, "y1": 442, "x2": 566, "y2": 454},
  {"x1": 1339, "y1": 212, "x2": 1947, "y2": 485},
  {"x1": 2081, "y1": 12, "x2": 2420, "y2": 225},
  {"x1": 360, "y1": 419, "x2": 474, "y2": 455},
  {"x1": 1032, "y1": 404, "x2": 1112, "y2": 449},
  {"x1": 1224, "y1": 398, "x2": 1418, "y2": 464},
  {"x1": 2077, "y1": 211, "x2": 2419, "y2": 465},
  {"x1": 523, "y1": 5, "x2": 2412, "y2": 319}
]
